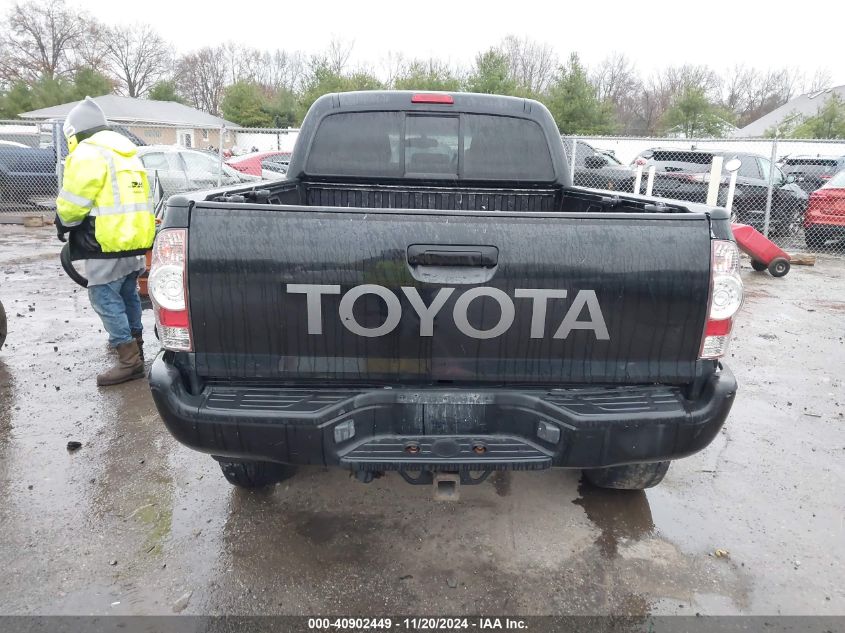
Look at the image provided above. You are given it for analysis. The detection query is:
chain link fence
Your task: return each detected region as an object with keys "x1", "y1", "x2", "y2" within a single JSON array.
[
  {"x1": 0, "y1": 119, "x2": 299, "y2": 219},
  {"x1": 0, "y1": 119, "x2": 61, "y2": 216},
  {"x1": 564, "y1": 136, "x2": 845, "y2": 256},
  {"x1": 3, "y1": 116, "x2": 844, "y2": 256}
]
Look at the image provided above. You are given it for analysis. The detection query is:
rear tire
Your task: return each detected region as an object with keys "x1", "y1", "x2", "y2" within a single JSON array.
[
  {"x1": 217, "y1": 459, "x2": 296, "y2": 489},
  {"x1": 768, "y1": 258, "x2": 790, "y2": 277},
  {"x1": 583, "y1": 461, "x2": 670, "y2": 490},
  {"x1": 750, "y1": 260, "x2": 768, "y2": 272}
]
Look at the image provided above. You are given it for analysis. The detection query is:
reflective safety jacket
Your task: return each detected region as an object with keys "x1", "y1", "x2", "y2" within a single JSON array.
[{"x1": 56, "y1": 130, "x2": 155, "y2": 260}]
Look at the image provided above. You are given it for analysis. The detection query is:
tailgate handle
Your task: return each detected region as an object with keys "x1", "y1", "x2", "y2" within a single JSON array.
[{"x1": 407, "y1": 245, "x2": 499, "y2": 268}]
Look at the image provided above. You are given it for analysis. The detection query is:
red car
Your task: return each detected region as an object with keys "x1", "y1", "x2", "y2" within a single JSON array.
[
  {"x1": 804, "y1": 169, "x2": 845, "y2": 248},
  {"x1": 226, "y1": 151, "x2": 291, "y2": 178}
]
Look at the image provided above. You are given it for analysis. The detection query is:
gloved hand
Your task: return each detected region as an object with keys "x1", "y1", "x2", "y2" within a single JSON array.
[{"x1": 55, "y1": 219, "x2": 68, "y2": 243}]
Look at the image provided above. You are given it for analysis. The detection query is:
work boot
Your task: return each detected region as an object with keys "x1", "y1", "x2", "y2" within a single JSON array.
[
  {"x1": 132, "y1": 329, "x2": 144, "y2": 363},
  {"x1": 97, "y1": 340, "x2": 144, "y2": 387}
]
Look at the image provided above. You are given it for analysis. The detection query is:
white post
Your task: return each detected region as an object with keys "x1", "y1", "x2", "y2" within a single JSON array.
[
  {"x1": 217, "y1": 126, "x2": 225, "y2": 187},
  {"x1": 645, "y1": 166, "x2": 656, "y2": 197},
  {"x1": 54, "y1": 120, "x2": 64, "y2": 194},
  {"x1": 633, "y1": 164, "x2": 643, "y2": 194},
  {"x1": 725, "y1": 171, "x2": 738, "y2": 216},
  {"x1": 706, "y1": 155, "x2": 724, "y2": 206},
  {"x1": 762, "y1": 139, "x2": 778, "y2": 238},
  {"x1": 569, "y1": 138, "x2": 577, "y2": 184}
]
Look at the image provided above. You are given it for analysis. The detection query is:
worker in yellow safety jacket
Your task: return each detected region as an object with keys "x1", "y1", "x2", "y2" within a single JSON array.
[{"x1": 55, "y1": 97, "x2": 156, "y2": 386}]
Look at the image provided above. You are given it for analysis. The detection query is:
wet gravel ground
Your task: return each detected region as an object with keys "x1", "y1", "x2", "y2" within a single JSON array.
[{"x1": 0, "y1": 225, "x2": 843, "y2": 616}]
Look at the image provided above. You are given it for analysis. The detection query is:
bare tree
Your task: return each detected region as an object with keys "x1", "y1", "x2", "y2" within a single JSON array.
[
  {"x1": 380, "y1": 51, "x2": 407, "y2": 88},
  {"x1": 103, "y1": 23, "x2": 172, "y2": 97},
  {"x1": 216, "y1": 43, "x2": 305, "y2": 93},
  {"x1": 619, "y1": 65, "x2": 725, "y2": 134},
  {"x1": 0, "y1": 0, "x2": 86, "y2": 82},
  {"x1": 721, "y1": 65, "x2": 757, "y2": 114},
  {"x1": 592, "y1": 53, "x2": 639, "y2": 103},
  {"x1": 804, "y1": 68, "x2": 832, "y2": 94},
  {"x1": 590, "y1": 53, "x2": 645, "y2": 134},
  {"x1": 632, "y1": 75, "x2": 671, "y2": 135},
  {"x1": 501, "y1": 35, "x2": 557, "y2": 93},
  {"x1": 223, "y1": 43, "x2": 253, "y2": 84},
  {"x1": 661, "y1": 64, "x2": 722, "y2": 100},
  {"x1": 723, "y1": 66, "x2": 799, "y2": 127},
  {"x1": 176, "y1": 46, "x2": 228, "y2": 114},
  {"x1": 73, "y1": 18, "x2": 111, "y2": 71},
  {"x1": 266, "y1": 49, "x2": 306, "y2": 92},
  {"x1": 326, "y1": 37, "x2": 354, "y2": 74}
]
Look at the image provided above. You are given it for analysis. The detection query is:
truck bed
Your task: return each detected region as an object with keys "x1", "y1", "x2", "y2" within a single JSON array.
[{"x1": 209, "y1": 178, "x2": 692, "y2": 216}]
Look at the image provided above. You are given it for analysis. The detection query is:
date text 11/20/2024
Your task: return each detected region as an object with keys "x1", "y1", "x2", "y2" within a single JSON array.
[{"x1": 307, "y1": 617, "x2": 529, "y2": 630}]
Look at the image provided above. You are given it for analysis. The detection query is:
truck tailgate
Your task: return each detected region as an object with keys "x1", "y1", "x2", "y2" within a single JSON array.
[{"x1": 188, "y1": 206, "x2": 711, "y2": 384}]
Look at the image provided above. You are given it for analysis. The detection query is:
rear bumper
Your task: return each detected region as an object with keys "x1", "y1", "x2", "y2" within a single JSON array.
[
  {"x1": 805, "y1": 214, "x2": 845, "y2": 229},
  {"x1": 149, "y1": 355, "x2": 737, "y2": 471}
]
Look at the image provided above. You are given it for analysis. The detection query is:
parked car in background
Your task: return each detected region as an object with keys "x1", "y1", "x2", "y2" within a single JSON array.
[
  {"x1": 0, "y1": 124, "x2": 146, "y2": 205},
  {"x1": 780, "y1": 155, "x2": 845, "y2": 194},
  {"x1": 0, "y1": 143, "x2": 58, "y2": 203},
  {"x1": 632, "y1": 148, "x2": 808, "y2": 236},
  {"x1": 565, "y1": 140, "x2": 636, "y2": 191},
  {"x1": 803, "y1": 169, "x2": 845, "y2": 248},
  {"x1": 137, "y1": 146, "x2": 260, "y2": 198},
  {"x1": 227, "y1": 151, "x2": 291, "y2": 179}
]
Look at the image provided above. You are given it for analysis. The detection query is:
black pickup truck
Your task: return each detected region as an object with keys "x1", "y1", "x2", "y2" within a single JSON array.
[{"x1": 148, "y1": 91, "x2": 741, "y2": 494}]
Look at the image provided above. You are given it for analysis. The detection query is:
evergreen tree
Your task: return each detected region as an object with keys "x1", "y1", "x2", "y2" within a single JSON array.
[{"x1": 545, "y1": 53, "x2": 616, "y2": 134}]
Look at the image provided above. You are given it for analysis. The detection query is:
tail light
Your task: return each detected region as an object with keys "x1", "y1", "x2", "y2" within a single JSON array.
[
  {"x1": 148, "y1": 228, "x2": 192, "y2": 351},
  {"x1": 700, "y1": 240, "x2": 743, "y2": 359},
  {"x1": 808, "y1": 190, "x2": 845, "y2": 216},
  {"x1": 411, "y1": 93, "x2": 454, "y2": 104}
]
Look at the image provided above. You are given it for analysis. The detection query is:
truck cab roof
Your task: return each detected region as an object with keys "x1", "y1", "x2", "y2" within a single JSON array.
[{"x1": 285, "y1": 91, "x2": 569, "y2": 185}]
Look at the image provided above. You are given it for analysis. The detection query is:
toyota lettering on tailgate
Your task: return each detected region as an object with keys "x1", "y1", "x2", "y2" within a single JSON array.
[{"x1": 286, "y1": 284, "x2": 610, "y2": 341}]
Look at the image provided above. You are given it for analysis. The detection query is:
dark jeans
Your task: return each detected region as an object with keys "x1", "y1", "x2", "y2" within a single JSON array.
[{"x1": 87, "y1": 271, "x2": 142, "y2": 348}]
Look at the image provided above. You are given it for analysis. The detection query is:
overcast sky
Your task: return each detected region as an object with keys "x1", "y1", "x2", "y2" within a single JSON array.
[{"x1": 5, "y1": 0, "x2": 842, "y2": 88}]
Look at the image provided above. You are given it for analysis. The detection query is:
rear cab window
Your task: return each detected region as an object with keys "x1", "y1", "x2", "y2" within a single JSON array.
[{"x1": 305, "y1": 112, "x2": 555, "y2": 181}]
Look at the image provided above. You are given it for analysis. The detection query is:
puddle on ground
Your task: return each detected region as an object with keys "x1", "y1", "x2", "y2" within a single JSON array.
[{"x1": 572, "y1": 478, "x2": 655, "y2": 557}]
